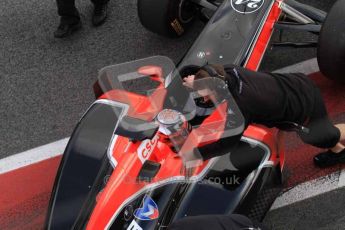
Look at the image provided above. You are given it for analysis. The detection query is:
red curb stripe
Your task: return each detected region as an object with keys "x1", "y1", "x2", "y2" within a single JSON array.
[{"x1": 0, "y1": 156, "x2": 61, "y2": 229}]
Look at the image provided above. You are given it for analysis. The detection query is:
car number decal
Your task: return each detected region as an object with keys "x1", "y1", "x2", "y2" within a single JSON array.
[{"x1": 231, "y1": 0, "x2": 265, "y2": 14}]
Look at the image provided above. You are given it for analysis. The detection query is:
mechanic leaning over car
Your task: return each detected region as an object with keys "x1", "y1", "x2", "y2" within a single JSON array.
[{"x1": 181, "y1": 64, "x2": 345, "y2": 168}]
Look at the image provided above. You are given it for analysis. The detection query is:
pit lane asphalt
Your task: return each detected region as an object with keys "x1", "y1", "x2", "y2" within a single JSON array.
[
  {"x1": 0, "y1": 0, "x2": 334, "y2": 159},
  {"x1": 264, "y1": 186, "x2": 345, "y2": 230}
]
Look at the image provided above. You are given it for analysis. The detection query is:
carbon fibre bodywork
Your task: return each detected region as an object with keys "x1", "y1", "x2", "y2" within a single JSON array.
[{"x1": 179, "y1": 0, "x2": 276, "y2": 67}]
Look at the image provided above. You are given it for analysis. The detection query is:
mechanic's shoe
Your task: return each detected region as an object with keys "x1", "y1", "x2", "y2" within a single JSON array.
[
  {"x1": 314, "y1": 149, "x2": 345, "y2": 168},
  {"x1": 92, "y1": 4, "x2": 108, "y2": 26},
  {"x1": 54, "y1": 21, "x2": 82, "y2": 38}
]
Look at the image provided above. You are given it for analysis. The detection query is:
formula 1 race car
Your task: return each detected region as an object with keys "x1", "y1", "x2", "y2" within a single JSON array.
[{"x1": 45, "y1": 0, "x2": 345, "y2": 230}]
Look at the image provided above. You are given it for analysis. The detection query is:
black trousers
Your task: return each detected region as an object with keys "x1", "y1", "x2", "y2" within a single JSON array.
[
  {"x1": 57, "y1": 0, "x2": 109, "y2": 23},
  {"x1": 298, "y1": 86, "x2": 341, "y2": 149}
]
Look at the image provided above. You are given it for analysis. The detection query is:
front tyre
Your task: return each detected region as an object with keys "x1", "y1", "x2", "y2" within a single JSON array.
[
  {"x1": 317, "y1": 0, "x2": 345, "y2": 83},
  {"x1": 137, "y1": 0, "x2": 197, "y2": 38}
]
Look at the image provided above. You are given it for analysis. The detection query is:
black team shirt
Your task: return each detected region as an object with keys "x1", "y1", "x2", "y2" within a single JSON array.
[
  {"x1": 197, "y1": 64, "x2": 317, "y2": 160},
  {"x1": 224, "y1": 64, "x2": 317, "y2": 128}
]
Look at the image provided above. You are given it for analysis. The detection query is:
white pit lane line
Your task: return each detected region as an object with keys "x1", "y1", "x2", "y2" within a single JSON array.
[
  {"x1": 271, "y1": 169, "x2": 345, "y2": 210},
  {"x1": 0, "y1": 138, "x2": 69, "y2": 174},
  {"x1": 1, "y1": 58, "x2": 335, "y2": 209},
  {"x1": 273, "y1": 58, "x2": 319, "y2": 75}
]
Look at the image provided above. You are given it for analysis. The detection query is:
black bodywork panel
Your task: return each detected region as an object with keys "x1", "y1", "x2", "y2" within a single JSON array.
[
  {"x1": 115, "y1": 116, "x2": 159, "y2": 141},
  {"x1": 179, "y1": 0, "x2": 274, "y2": 68},
  {"x1": 45, "y1": 102, "x2": 123, "y2": 230},
  {"x1": 107, "y1": 138, "x2": 276, "y2": 229}
]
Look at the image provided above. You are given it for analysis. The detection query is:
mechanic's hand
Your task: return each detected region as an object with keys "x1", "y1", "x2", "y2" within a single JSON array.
[
  {"x1": 184, "y1": 75, "x2": 214, "y2": 104},
  {"x1": 183, "y1": 75, "x2": 195, "y2": 88}
]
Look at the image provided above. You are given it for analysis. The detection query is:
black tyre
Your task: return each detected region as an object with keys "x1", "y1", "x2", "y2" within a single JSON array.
[
  {"x1": 138, "y1": 0, "x2": 198, "y2": 38},
  {"x1": 317, "y1": 0, "x2": 345, "y2": 83}
]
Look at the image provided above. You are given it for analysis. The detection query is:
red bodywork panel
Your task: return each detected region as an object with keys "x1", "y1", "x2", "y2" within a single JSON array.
[{"x1": 246, "y1": 1, "x2": 282, "y2": 70}]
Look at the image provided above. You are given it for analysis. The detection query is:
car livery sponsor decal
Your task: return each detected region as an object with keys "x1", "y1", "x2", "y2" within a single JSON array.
[
  {"x1": 170, "y1": 19, "x2": 184, "y2": 36},
  {"x1": 231, "y1": 0, "x2": 265, "y2": 14},
  {"x1": 133, "y1": 195, "x2": 159, "y2": 221},
  {"x1": 127, "y1": 220, "x2": 143, "y2": 230},
  {"x1": 137, "y1": 135, "x2": 159, "y2": 164}
]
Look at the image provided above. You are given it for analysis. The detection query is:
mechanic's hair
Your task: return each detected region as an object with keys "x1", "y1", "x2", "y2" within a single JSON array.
[{"x1": 195, "y1": 64, "x2": 226, "y2": 80}]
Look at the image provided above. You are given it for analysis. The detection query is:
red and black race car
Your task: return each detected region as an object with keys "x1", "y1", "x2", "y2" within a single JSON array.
[{"x1": 45, "y1": 0, "x2": 345, "y2": 229}]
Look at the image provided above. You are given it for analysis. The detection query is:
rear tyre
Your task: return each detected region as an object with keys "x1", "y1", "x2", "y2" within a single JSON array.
[
  {"x1": 137, "y1": 0, "x2": 197, "y2": 38},
  {"x1": 317, "y1": 0, "x2": 345, "y2": 83}
]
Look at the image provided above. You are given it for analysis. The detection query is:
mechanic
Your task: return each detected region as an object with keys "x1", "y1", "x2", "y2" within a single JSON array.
[
  {"x1": 181, "y1": 64, "x2": 345, "y2": 168},
  {"x1": 54, "y1": 0, "x2": 109, "y2": 38}
]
